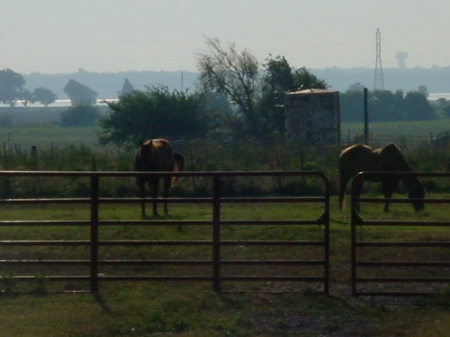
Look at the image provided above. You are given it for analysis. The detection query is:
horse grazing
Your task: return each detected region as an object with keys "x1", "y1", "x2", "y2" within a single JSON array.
[
  {"x1": 134, "y1": 138, "x2": 185, "y2": 217},
  {"x1": 338, "y1": 143, "x2": 425, "y2": 212}
]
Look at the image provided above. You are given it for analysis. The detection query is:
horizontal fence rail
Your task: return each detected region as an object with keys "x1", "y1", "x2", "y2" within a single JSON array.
[
  {"x1": 0, "y1": 170, "x2": 330, "y2": 294},
  {"x1": 351, "y1": 171, "x2": 450, "y2": 296}
]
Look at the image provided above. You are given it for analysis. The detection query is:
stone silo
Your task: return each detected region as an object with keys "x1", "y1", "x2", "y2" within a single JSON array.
[{"x1": 284, "y1": 89, "x2": 340, "y2": 145}]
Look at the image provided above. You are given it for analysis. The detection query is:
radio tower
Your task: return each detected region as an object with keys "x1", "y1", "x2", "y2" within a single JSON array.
[{"x1": 373, "y1": 28, "x2": 385, "y2": 90}]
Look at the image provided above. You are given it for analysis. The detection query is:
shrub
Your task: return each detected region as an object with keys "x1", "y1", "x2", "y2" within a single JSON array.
[{"x1": 60, "y1": 105, "x2": 100, "y2": 127}]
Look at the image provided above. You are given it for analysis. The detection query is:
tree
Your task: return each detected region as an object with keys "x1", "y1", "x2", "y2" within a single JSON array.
[
  {"x1": 121, "y1": 78, "x2": 135, "y2": 95},
  {"x1": 0, "y1": 68, "x2": 26, "y2": 106},
  {"x1": 403, "y1": 91, "x2": 435, "y2": 120},
  {"x1": 418, "y1": 85, "x2": 429, "y2": 97},
  {"x1": 259, "y1": 55, "x2": 295, "y2": 138},
  {"x1": 442, "y1": 104, "x2": 450, "y2": 118},
  {"x1": 32, "y1": 87, "x2": 58, "y2": 106},
  {"x1": 18, "y1": 89, "x2": 33, "y2": 106},
  {"x1": 340, "y1": 90, "x2": 365, "y2": 122},
  {"x1": 292, "y1": 67, "x2": 328, "y2": 90},
  {"x1": 98, "y1": 87, "x2": 212, "y2": 147},
  {"x1": 197, "y1": 40, "x2": 328, "y2": 141},
  {"x1": 347, "y1": 82, "x2": 365, "y2": 92},
  {"x1": 263, "y1": 55, "x2": 294, "y2": 92},
  {"x1": 370, "y1": 90, "x2": 404, "y2": 121},
  {"x1": 64, "y1": 80, "x2": 98, "y2": 105},
  {"x1": 198, "y1": 37, "x2": 262, "y2": 138}
]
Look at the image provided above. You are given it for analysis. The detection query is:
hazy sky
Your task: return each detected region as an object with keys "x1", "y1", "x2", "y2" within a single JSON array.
[{"x1": 2, "y1": 0, "x2": 449, "y2": 74}]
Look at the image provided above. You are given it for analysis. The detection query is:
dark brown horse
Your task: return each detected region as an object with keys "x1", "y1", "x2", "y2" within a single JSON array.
[
  {"x1": 134, "y1": 138, "x2": 185, "y2": 217},
  {"x1": 339, "y1": 143, "x2": 425, "y2": 212}
]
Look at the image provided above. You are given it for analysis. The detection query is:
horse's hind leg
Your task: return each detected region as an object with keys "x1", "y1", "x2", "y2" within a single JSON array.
[
  {"x1": 338, "y1": 175, "x2": 348, "y2": 210},
  {"x1": 162, "y1": 177, "x2": 171, "y2": 215},
  {"x1": 136, "y1": 177, "x2": 147, "y2": 219}
]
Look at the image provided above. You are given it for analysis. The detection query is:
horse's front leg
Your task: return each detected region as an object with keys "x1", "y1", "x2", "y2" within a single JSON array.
[
  {"x1": 382, "y1": 179, "x2": 398, "y2": 212},
  {"x1": 353, "y1": 179, "x2": 364, "y2": 212},
  {"x1": 151, "y1": 179, "x2": 160, "y2": 216}
]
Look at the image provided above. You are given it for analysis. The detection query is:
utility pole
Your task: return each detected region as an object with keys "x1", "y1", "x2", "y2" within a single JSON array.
[
  {"x1": 374, "y1": 28, "x2": 385, "y2": 91},
  {"x1": 180, "y1": 72, "x2": 184, "y2": 91},
  {"x1": 364, "y1": 87, "x2": 369, "y2": 144}
]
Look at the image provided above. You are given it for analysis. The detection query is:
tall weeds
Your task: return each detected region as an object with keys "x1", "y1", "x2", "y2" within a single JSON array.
[
  {"x1": 0, "y1": 140, "x2": 335, "y2": 198},
  {"x1": 1, "y1": 139, "x2": 448, "y2": 198}
]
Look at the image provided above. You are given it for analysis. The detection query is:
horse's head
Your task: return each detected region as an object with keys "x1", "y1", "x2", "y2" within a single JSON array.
[
  {"x1": 408, "y1": 181, "x2": 426, "y2": 212},
  {"x1": 138, "y1": 140, "x2": 155, "y2": 168}
]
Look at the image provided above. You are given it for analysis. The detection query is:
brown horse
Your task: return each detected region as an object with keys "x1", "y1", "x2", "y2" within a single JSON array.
[
  {"x1": 339, "y1": 143, "x2": 425, "y2": 212},
  {"x1": 134, "y1": 138, "x2": 185, "y2": 217}
]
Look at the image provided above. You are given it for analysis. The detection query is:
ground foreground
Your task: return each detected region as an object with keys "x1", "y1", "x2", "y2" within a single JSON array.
[
  {"x1": 0, "y1": 282, "x2": 449, "y2": 337},
  {"x1": 0, "y1": 198, "x2": 449, "y2": 336}
]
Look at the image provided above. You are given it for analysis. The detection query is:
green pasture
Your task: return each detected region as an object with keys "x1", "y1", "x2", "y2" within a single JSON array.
[
  {"x1": 0, "y1": 126, "x2": 102, "y2": 149},
  {"x1": 0, "y1": 118, "x2": 449, "y2": 150},
  {"x1": 0, "y1": 195, "x2": 449, "y2": 336},
  {"x1": 343, "y1": 119, "x2": 450, "y2": 139},
  {"x1": 0, "y1": 115, "x2": 449, "y2": 335}
]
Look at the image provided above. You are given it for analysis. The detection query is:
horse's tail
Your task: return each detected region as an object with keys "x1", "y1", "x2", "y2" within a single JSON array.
[{"x1": 171, "y1": 153, "x2": 185, "y2": 188}]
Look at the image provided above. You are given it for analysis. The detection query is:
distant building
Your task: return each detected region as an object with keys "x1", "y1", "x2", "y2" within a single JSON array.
[{"x1": 284, "y1": 89, "x2": 340, "y2": 146}]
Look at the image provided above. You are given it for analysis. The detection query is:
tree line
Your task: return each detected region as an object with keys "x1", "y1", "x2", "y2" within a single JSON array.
[
  {"x1": 340, "y1": 83, "x2": 439, "y2": 122},
  {"x1": 0, "y1": 68, "x2": 104, "y2": 107},
  {"x1": 0, "y1": 69, "x2": 131, "y2": 127},
  {"x1": 2, "y1": 37, "x2": 448, "y2": 141}
]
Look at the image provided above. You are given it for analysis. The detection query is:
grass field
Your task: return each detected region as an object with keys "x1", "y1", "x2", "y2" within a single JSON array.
[
  {"x1": 0, "y1": 194, "x2": 449, "y2": 336},
  {"x1": 0, "y1": 106, "x2": 105, "y2": 149},
  {"x1": 0, "y1": 126, "x2": 103, "y2": 149},
  {"x1": 343, "y1": 119, "x2": 450, "y2": 146},
  {"x1": 0, "y1": 118, "x2": 449, "y2": 151},
  {"x1": 0, "y1": 115, "x2": 449, "y2": 336}
]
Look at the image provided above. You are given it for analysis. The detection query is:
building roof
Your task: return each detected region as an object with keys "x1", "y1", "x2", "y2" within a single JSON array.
[{"x1": 286, "y1": 88, "x2": 339, "y2": 95}]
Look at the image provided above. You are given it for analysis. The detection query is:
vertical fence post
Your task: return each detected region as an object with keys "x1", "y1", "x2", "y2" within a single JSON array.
[
  {"x1": 212, "y1": 174, "x2": 221, "y2": 291},
  {"x1": 90, "y1": 173, "x2": 99, "y2": 293},
  {"x1": 364, "y1": 87, "x2": 369, "y2": 145},
  {"x1": 350, "y1": 174, "x2": 361, "y2": 296},
  {"x1": 350, "y1": 210, "x2": 357, "y2": 296},
  {"x1": 322, "y1": 174, "x2": 330, "y2": 295}
]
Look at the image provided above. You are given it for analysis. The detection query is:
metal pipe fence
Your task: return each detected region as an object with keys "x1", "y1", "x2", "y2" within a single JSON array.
[
  {"x1": 350, "y1": 171, "x2": 450, "y2": 296},
  {"x1": 0, "y1": 170, "x2": 330, "y2": 294}
]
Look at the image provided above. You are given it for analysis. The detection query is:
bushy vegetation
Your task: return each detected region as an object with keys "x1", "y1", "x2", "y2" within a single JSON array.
[
  {"x1": 60, "y1": 104, "x2": 100, "y2": 126},
  {"x1": 99, "y1": 87, "x2": 213, "y2": 146},
  {"x1": 2, "y1": 135, "x2": 450, "y2": 199}
]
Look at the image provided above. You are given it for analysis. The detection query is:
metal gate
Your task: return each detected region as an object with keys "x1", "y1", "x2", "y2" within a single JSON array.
[
  {"x1": 0, "y1": 171, "x2": 330, "y2": 294},
  {"x1": 351, "y1": 171, "x2": 450, "y2": 296}
]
